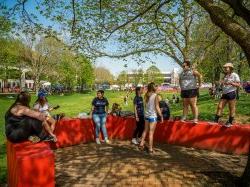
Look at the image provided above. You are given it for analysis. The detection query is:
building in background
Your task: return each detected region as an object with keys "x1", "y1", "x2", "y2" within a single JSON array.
[{"x1": 126, "y1": 68, "x2": 179, "y2": 86}]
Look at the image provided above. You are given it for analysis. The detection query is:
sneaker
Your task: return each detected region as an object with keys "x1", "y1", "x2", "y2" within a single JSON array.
[
  {"x1": 43, "y1": 135, "x2": 54, "y2": 142},
  {"x1": 131, "y1": 138, "x2": 139, "y2": 145},
  {"x1": 137, "y1": 138, "x2": 141, "y2": 143},
  {"x1": 224, "y1": 121, "x2": 232, "y2": 128},
  {"x1": 44, "y1": 135, "x2": 57, "y2": 142},
  {"x1": 180, "y1": 116, "x2": 186, "y2": 122},
  {"x1": 193, "y1": 119, "x2": 198, "y2": 124},
  {"x1": 28, "y1": 136, "x2": 40, "y2": 143},
  {"x1": 96, "y1": 138, "x2": 101, "y2": 144},
  {"x1": 105, "y1": 139, "x2": 110, "y2": 144}
]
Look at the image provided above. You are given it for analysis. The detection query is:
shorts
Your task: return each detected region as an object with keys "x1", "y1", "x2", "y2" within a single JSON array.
[
  {"x1": 181, "y1": 89, "x2": 198, "y2": 98},
  {"x1": 221, "y1": 91, "x2": 236, "y2": 100},
  {"x1": 145, "y1": 117, "x2": 157, "y2": 123}
]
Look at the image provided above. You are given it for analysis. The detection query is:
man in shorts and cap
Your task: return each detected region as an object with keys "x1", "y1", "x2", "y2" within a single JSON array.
[{"x1": 213, "y1": 63, "x2": 241, "y2": 127}]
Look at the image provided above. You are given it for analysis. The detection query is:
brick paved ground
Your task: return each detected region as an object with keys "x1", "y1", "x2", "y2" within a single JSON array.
[{"x1": 55, "y1": 141, "x2": 247, "y2": 187}]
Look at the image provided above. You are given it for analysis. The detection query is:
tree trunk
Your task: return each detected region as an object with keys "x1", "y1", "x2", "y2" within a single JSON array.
[
  {"x1": 195, "y1": 0, "x2": 250, "y2": 66},
  {"x1": 34, "y1": 76, "x2": 40, "y2": 95}
]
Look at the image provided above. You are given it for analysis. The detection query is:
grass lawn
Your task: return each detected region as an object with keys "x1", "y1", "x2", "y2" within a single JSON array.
[{"x1": 0, "y1": 89, "x2": 250, "y2": 184}]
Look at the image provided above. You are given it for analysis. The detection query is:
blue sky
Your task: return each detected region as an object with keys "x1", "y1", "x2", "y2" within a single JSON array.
[
  {"x1": 3, "y1": 0, "x2": 180, "y2": 76},
  {"x1": 95, "y1": 55, "x2": 180, "y2": 76}
]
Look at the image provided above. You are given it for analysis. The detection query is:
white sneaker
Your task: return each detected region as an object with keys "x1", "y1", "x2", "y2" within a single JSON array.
[
  {"x1": 193, "y1": 119, "x2": 198, "y2": 124},
  {"x1": 181, "y1": 116, "x2": 186, "y2": 122},
  {"x1": 131, "y1": 138, "x2": 139, "y2": 145},
  {"x1": 105, "y1": 139, "x2": 110, "y2": 144},
  {"x1": 96, "y1": 138, "x2": 101, "y2": 144},
  {"x1": 224, "y1": 121, "x2": 232, "y2": 128}
]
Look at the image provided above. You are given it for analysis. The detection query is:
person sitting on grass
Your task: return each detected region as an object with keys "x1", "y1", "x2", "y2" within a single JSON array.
[
  {"x1": 213, "y1": 63, "x2": 241, "y2": 127},
  {"x1": 90, "y1": 90, "x2": 110, "y2": 144},
  {"x1": 5, "y1": 91, "x2": 57, "y2": 143}
]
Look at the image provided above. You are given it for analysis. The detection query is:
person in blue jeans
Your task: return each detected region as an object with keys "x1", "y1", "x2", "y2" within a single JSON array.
[{"x1": 90, "y1": 90, "x2": 110, "y2": 144}]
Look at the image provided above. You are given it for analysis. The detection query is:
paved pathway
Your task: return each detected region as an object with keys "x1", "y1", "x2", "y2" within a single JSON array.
[{"x1": 55, "y1": 141, "x2": 247, "y2": 187}]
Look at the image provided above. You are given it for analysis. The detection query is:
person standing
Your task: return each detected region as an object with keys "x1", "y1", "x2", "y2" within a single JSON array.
[
  {"x1": 131, "y1": 87, "x2": 145, "y2": 145},
  {"x1": 213, "y1": 63, "x2": 241, "y2": 127},
  {"x1": 179, "y1": 60, "x2": 202, "y2": 124},
  {"x1": 90, "y1": 90, "x2": 110, "y2": 144},
  {"x1": 139, "y1": 82, "x2": 163, "y2": 154}
]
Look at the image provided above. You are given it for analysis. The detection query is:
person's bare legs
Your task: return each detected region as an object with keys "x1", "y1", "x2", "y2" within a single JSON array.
[
  {"x1": 228, "y1": 99, "x2": 236, "y2": 117},
  {"x1": 42, "y1": 121, "x2": 57, "y2": 141},
  {"x1": 139, "y1": 120, "x2": 149, "y2": 147},
  {"x1": 182, "y1": 98, "x2": 189, "y2": 120},
  {"x1": 228, "y1": 99, "x2": 236, "y2": 124},
  {"x1": 47, "y1": 117, "x2": 56, "y2": 132},
  {"x1": 190, "y1": 97, "x2": 198, "y2": 121},
  {"x1": 148, "y1": 122, "x2": 157, "y2": 151},
  {"x1": 216, "y1": 99, "x2": 227, "y2": 116}
]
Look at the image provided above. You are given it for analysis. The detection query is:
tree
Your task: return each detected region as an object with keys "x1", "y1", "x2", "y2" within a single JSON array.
[
  {"x1": 117, "y1": 70, "x2": 127, "y2": 87},
  {"x1": 94, "y1": 67, "x2": 114, "y2": 84},
  {"x1": 145, "y1": 65, "x2": 164, "y2": 84},
  {"x1": 0, "y1": 16, "x2": 12, "y2": 37},
  {"x1": 130, "y1": 68, "x2": 144, "y2": 85},
  {"x1": 192, "y1": 15, "x2": 249, "y2": 83},
  {"x1": 195, "y1": 0, "x2": 250, "y2": 66},
  {"x1": 22, "y1": 36, "x2": 65, "y2": 92},
  {"x1": 76, "y1": 55, "x2": 94, "y2": 90},
  {"x1": 0, "y1": 39, "x2": 25, "y2": 91}
]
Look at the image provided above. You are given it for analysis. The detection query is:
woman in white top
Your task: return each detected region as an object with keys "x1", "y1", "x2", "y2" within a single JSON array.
[
  {"x1": 213, "y1": 63, "x2": 241, "y2": 127},
  {"x1": 139, "y1": 82, "x2": 163, "y2": 154},
  {"x1": 34, "y1": 92, "x2": 56, "y2": 133}
]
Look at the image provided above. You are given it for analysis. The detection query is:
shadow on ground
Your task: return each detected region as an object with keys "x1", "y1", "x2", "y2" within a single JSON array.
[{"x1": 55, "y1": 141, "x2": 247, "y2": 187}]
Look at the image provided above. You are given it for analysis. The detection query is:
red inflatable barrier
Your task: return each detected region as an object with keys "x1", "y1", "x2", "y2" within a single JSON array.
[
  {"x1": 7, "y1": 141, "x2": 54, "y2": 187},
  {"x1": 51, "y1": 117, "x2": 250, "y2": 154},
  {"x1": 6, "y1": 116, "x2": 250, "y2": 187},
  {"x1": 51, "y1": 118, "x2": 95, "y2": 148},
  {"x1": 158, "y1": 120, "x2": 250, "y2": 154},
  {"x1": 111, "y1": 116, "x2": 134, "y2": 140}
]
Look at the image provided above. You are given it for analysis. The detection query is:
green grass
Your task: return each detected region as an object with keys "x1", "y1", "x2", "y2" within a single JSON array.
[{"x1": 0, "y1": 89, "x2": 250, "y2": 184}]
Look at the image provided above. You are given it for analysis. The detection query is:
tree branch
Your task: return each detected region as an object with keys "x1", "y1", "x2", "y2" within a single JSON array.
[
  {"x1": 195, "y1": 0, "x2": 250, "y2": 66},
  {"x1": 221, "y1": 0, "x2": 250, "y2": 26},
  {"x1": 106, "y1": 2, "x2": 158, "y2": 39},
  {"x1": 71, "y1": 0, "x2": 76, "y2": 33},
  {"x1": 154, "y1": 0, "x2": 171, "y2": 34}
]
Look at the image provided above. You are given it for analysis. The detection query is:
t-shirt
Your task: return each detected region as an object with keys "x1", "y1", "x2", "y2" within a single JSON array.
[
  {"x1": 145, "y1": 93, "x2": 157, "y2": 118},
  {"x1": 92, "y1": 97, "x2": 109, "y2": 114},
  {"x1": 179, "y1": 69, "x2": 197, "y2": 90},
  {"x1": 157, "y1": 101, "x2": 170, "y2": 121},
  {"x1": 34, "y1": 102, "x2": 51, "y2": 116},
  {"x1": 133, "y1": 96, "x2": 144, "y2": 117},
  {"x1": 222, "y1": 72, "x2": 240, "y2": 94}
]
